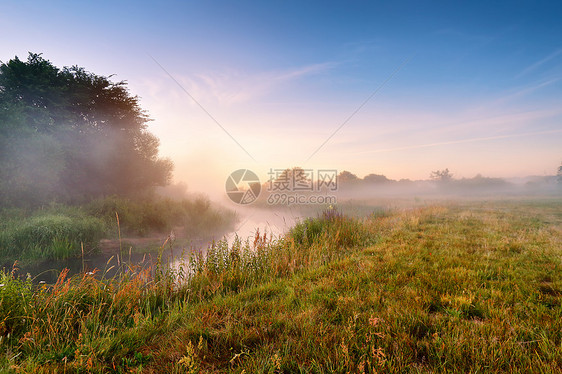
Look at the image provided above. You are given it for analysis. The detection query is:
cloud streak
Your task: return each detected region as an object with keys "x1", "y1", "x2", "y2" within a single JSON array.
[
  {"x1": 515, "y1": 48, "x2": 562, "y2": 79},
  {"x1": 354, "y1": 129, "x2": 562, "y2": 155},
  {"x1": 466, "y1": 77, "x2": 561, "y2": 117},
  {"x1": 177, "y1": 62, "x2": 337, "y2": 106}
]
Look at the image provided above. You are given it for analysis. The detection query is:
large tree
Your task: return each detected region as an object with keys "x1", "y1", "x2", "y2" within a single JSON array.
[{"x1": 0, "y1": 53, "x2": 173, "y2": 206}]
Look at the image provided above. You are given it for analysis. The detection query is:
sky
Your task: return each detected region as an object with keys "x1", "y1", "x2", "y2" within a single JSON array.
[{"x1": 1, "y1": 0, "x2": 561, "y2": 198}]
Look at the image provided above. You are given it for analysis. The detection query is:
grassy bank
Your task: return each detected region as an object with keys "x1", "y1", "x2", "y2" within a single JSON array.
[
  {"x1": 0, "y1": 195, "x2": 237, "y2": 264},
  {"x1": 1, "y1": 199, "x2": 561, "y2": 372},
  {"x1": 0, "y1": 207, "x2": 105, "y2": 263}
]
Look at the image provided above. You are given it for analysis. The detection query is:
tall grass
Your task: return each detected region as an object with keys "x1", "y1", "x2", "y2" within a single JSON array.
[
  {"x1": 1, "y1": 200, "x2": 561, "y2": 372},
  {"x1": 85, "y1": 195, "x2": 237, "y2": 237},
  {"x1": 0, "y1": 195, "x2": 237, "y2": 264},
  {"x1": 0, "y1": 263, "x2": 174, "y2": 371},
  {"x1": 0, "y1": 213, "x2": 104, "y2": 261},
  {"x1": 0, "y1": 208, "x2": 371, "y2": 371}
]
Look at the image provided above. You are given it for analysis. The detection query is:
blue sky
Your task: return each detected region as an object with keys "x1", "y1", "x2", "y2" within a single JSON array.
[{"x1": 1, "y1": 0, "x2": 561, "y2": 195}]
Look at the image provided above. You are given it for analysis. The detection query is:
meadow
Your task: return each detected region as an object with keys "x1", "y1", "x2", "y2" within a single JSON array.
[{"x1": 0, "y1": 198, "x2": 561, "y2": 373}]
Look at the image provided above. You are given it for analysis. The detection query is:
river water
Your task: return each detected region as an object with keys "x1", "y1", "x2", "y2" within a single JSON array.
[{"x1": 13, "y1": 207, "x2": 304, "y2": 284}]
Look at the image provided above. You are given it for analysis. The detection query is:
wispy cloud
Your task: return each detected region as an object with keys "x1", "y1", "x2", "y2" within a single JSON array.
[
  {"x1": 469, "y1": 77, "x2": 560, "y2": 114},
  {"x1": 444, "y1": 107, "x2": 562, "y2": 135},
  {"x1": 176, "y1": 62, "x2": 338, "y2": 106},
  {"x1": 345, "y1": 106, "x2": 562, "y2": 157},
  {"x1": 515, "y1": 48, "x2": 562, "y2": 79},
  {"x1": 354, "y1": 129, "x2": 562, "y2": 155}
]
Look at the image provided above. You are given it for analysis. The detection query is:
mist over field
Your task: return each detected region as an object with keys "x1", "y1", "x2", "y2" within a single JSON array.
[{"x1": 1, "y1": 1, "x2": 562, "y2": 372}]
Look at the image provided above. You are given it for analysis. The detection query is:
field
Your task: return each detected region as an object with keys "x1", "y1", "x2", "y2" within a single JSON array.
[{"x1": 1, "y1": 198, "x2": 561, "y2": 373}]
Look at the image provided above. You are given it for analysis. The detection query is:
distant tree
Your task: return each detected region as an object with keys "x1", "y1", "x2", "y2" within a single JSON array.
[
  {"x1": 457, "y1": 174, "x2": 508, "y2": 189},
  {"x1": 338, "y1": 170, "x2": 360, "y2": 185},
  {"x1": 363, "y1": 173, "x2": 391, "y2": 184},
  {"x1": 430, "y1": 168, "x2": 453, "y2": 182},
  {"x1": 558, "y1": 163, "x2": 562, "y2": 184},
  {"x1": 0, "y1": 53, "x2": 172, "y2": 206}
]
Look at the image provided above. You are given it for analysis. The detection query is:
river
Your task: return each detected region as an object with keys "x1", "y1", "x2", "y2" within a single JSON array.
[{"x1": 14, "y1": 207, "x2": 304, "y2": 284}]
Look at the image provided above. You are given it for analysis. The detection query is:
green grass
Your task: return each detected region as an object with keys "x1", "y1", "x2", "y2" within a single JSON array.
[
  {"x1": 85, "y1": 195, "x2": 237, "y2": 238},
  {"x1": 0, "y1": 212, "x2": 105, "y2": 262},
  {"x1": 1, "y1": 199, "x2": 561, "y2": 372},
  {"x1": 0, "y1": 195, "x2": 237, "y2": 263}
]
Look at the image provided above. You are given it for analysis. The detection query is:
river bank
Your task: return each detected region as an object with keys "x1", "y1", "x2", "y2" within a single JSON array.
[{"x1": 1, "y1": 199, "x2": 561, "y2": 372}]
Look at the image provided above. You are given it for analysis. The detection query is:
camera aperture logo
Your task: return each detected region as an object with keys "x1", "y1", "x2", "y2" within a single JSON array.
[{"x1": 225, "y1": 169, "x2": 261, "y2": 205}]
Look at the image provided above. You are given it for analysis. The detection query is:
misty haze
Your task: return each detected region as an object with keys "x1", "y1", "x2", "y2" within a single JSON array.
[{"x1": 1, "y1": 1, "x2": 562, "y2": 372}]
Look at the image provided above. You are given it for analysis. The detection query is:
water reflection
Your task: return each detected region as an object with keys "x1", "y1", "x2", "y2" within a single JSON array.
[{"x1": 12, "y1": 208, "x2": 303, "y2": 284}]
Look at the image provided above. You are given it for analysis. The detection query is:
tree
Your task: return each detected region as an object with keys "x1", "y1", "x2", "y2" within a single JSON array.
[
  {"x1": 0, "y1": 53, "x2": 172, "y2": 206},
  {"x1": 558, "y1": 163, "x2": 562, "y2": 184},
  {"x1": 338, "y1": 170, "x2": 360, "y2": 185},
  {"x1": 363, "y1": 173, "x2": 391, "y2": 184},
  {"x1": 430, "y1": 168, "x2": 453, "y2": 182}
]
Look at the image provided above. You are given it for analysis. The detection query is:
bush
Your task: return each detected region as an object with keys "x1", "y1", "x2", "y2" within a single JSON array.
[
  {"x1": 0, "y1": 195, "x2": 237, "y2": 263},
  {"x1": 0, "y1": 214, "x2": 105, "y2": 261},
  {"x1": 85, "y1": 195, "x2": 236, "y2": 237},
  {"x1": 289, "y1": 207, "x2": 370, "y2": 249}
]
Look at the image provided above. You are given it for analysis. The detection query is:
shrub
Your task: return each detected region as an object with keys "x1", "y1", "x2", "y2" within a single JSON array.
[
  {"x1": 85, "y1": 195, "x2": 236, "y2": 237},
  {"x1": 0, "y1": 214, "x2": 104, "y2": 261},
  {"x1": 289, "y1": 207, "x2": 370, "y2": 249}
]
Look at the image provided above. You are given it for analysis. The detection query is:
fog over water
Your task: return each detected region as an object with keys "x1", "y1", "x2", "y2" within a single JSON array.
[{"x1": 12, "y1": 167, "x2": 561, "y2": 285}]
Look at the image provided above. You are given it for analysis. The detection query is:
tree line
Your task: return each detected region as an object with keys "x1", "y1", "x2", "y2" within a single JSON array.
[{"x1": 0, "y1": 53, "x2": 173, "y2": 207}]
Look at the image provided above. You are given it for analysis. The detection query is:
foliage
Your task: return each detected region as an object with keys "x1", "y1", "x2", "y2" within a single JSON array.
[
  {"x1": 0, "y1": 270, "x2": 32, "y2": 337},
  {"x1": 85, "y1": 195, "x2": 236, "y2": 237},
  {"x1": 0, "y1": 53, "x2": 173, "y2": 207},
  {"x1": 430, "y1": 168, "x2": 453, "y2": 182},
  {"x1": 0, "y1": 208, "x2": 375, "y2": 371},
  {"x1": 0, "y1": 212, "x2": 105, "y2": 261},
  {"x1": 338, "y1": 170, "x2": 360, "y2": 184},
  {"x1": 289, "y1": 206, "x2": 371, "y2": 249},
  {"x1": 1, "y1": 200, "x2": 561, "y2": 372},
  {"x1": 363, "y1": 173, "x2": 391, "y2": 184},
  {"x1": 0, "y1": 196, "x2": 237, "y2": 263}
]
